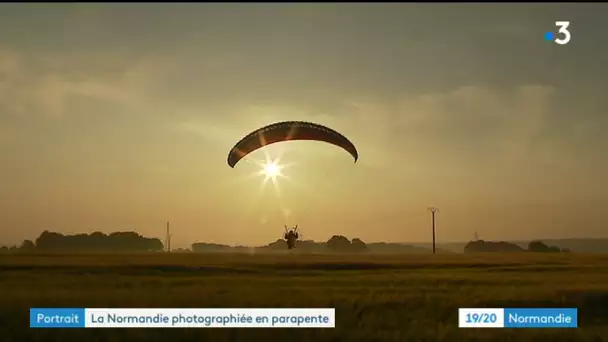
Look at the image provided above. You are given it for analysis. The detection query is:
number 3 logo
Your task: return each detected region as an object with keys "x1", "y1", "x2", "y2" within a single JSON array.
[{"x1": 555, "y1": 21, "x2": 571, "y2": 45}]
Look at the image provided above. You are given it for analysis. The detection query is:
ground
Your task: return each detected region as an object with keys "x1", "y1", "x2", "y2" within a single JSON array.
[{"x1": 1, "y1": 252, "x2": 607, "y2": 342}]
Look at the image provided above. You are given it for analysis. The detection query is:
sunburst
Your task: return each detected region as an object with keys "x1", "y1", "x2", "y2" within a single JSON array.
[
  {"x1": 230, "y1": 144, "x2": 316, "y2": 226},
  {"x1": 255, "y1": 150, "x2": 288, "y2": 197}
]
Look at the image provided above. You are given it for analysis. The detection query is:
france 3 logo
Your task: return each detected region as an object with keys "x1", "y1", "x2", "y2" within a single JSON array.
[{"x1": 545, "y1": 21, "x2": 571, "y2": 45}]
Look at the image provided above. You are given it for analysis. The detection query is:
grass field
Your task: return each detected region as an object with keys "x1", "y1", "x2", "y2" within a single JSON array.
[{"x1": 1, "y1": 252, "x2": 607, "y2": 342}]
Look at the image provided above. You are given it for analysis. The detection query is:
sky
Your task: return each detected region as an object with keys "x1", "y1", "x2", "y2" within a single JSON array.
[{"x1": 1, "y1": 4, "x2": 607, "y2": 248}]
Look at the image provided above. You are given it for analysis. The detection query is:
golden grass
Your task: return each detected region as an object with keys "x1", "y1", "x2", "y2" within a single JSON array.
[{"x1": 2, "y1": 252, "x2": 607, "y2": 341}]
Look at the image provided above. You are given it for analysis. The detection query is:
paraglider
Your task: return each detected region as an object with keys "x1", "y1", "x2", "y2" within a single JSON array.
[
  {"x1": 227, "y1": 121, "x2": 358, "y2": 168},
  {"x1": 284, "y1": 225, "x2": 299, "y2": 250},
  {"x1": 227, "y1": 121, "x2": 358, "y2": 249}
]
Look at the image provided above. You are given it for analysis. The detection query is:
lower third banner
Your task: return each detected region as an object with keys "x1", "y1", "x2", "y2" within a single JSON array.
[{"x1": 30, "y1": 308, "x2": 335, "y2": 328}]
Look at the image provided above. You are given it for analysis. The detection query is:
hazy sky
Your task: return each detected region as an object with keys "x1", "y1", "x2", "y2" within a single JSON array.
[{"x1": 1, "y1": 4, "x2": 607, "y2": 247}]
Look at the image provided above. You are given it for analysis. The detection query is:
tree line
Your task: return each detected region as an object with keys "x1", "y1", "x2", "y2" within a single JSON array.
[
  {"x1": 464, "y1": 239, "x2": 571, "y2": 253},
  {"x1": 191, "y1": 235, "x2": 428, "y2": 253},
  {"x1": 1, "y1": 231, "x2": 163, "y2": 253}
]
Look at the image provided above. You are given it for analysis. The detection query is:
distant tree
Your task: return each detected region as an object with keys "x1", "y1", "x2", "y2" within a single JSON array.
[
  {"x1": 267, "y1": 239, "x2": 287, "y2": 250},
  {"x1": 19, "y1": 240, "x2": 35, "y2": 252},
  {"x1": 464, "y1": 240, "x2": 525, "y2": 253},
  {"x1": 326, "y1": 235, "x2": 352, "y2": 252},
  {"x1": 35, "y1": 231, "x2": 64, "y2": 251},
  {"x1": 33, "y1": 230, "x2": 163, "y2": 252},
  {"x1": 528, "y1": 240, "x2": 562, "y2": 253},
  {"x1": 293, "y1": 240, "x2": 318, "y2": 252},
  {"x1": 351, "y1": 238, "x2": 368, "y2": 252},
  {"x1": 528, "y1": 240, "x2": 548, "y2": 252},
  {"x1": 192, "y1": 242, "x2": 232, "y2": 253}
]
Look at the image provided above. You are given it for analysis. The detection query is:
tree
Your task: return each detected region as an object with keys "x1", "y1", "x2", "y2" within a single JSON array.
[
  {"x1": 528, "y1": 240, "x2": 562, "y2": 253},
  {"x1": 19, "y1": 240, "x2": 35, "y2": 252},
  {"x1": 326, "y1": 235, "x2": 351, "y2": 252},
  {"x1": 33, "y1": 230, "x2": 164, "y2": 252},
  {"x1": 464, "y1": 240, "x2": 524, "y2": 253},
  {"x1": 351, "y1": 238, "x2": 368, "y2": 252}
]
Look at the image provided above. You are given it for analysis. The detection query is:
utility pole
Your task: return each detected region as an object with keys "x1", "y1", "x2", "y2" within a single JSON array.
[
  {"x1": 427, "y1": 207, "x2": 439, "y2": 254},
  {"x1": 166, "y1": 221, "x2": 171, "y2": 252}
]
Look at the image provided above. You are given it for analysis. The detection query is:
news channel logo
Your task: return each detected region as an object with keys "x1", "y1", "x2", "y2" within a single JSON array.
[{"x1": 545, "y1": 21, "x2": 571, "y2": 45}]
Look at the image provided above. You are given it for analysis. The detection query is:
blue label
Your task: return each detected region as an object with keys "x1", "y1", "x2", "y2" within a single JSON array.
[
  {"x1": 504, "y1": 308, "x2": 577, "y2": 328},
  {"x1": 30, "y1": 308, "x2": 86, "y2": 328}
]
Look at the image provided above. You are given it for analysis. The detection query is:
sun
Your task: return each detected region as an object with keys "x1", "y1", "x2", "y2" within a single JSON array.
[
  {"x1": 245, "y1": 149, "x2": 297, "y2": 200},
  {"x1": 256, "y1": 157, "x2": 289, "y2": 196},
  {"x1": 263, "y1": 161, "x2": 283, "y2": 180}
]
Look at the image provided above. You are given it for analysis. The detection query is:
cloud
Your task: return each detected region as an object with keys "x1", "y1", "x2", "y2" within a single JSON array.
[
  {"x1": 0, "y1": 47, "x2": 20, "y2": 74},
  {"x1": 2, "y1": 40, "x2": 597, "y2": 178},
  {"x1": 0, "y1": 46, "x2": 175, "y2": 118},
  {"x1": 176, "y1": 84, "x2": 557, "y2": 151},
  {"x1": 492, "y1": 23, "x2": 531, "y2": 37},
  {"x1": 174, "y1": 120, "x2": 244, "y2": 148},
  {"x1": 316, "y1": 84, "x2": 558, "y2": 171},
  {"x1": 189, "y1": 82, "x2": 607, "y2": 189}
]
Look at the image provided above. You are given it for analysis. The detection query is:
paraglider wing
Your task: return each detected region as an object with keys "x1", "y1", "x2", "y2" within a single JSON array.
[{"x1": 227, "y1": 121, "x2": 358, "y2": 168}]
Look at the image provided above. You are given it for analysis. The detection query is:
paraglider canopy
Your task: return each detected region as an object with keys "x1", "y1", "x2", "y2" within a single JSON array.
[{"x1": 227, "y1": 121, "x2": 358, "y2": 168}]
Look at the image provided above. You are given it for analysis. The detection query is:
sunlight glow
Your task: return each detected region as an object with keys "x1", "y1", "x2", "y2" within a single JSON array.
[
  {"x1": 263, "y1": 161, "x2": 281, "y2": 180},
  {"x1": 258, "y1": 157, "x2": 285, "y2": 195},
  {"x1": 230, "y1": 145, "x2": 317, "y2": 227},
  {"x1": 254, "y1": 150, "x2": 289, "y2": 197}
]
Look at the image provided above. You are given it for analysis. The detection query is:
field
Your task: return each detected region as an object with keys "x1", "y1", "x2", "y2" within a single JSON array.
[{"x1": 1, "y1": 252, "x2": 607, "y2": 342}]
